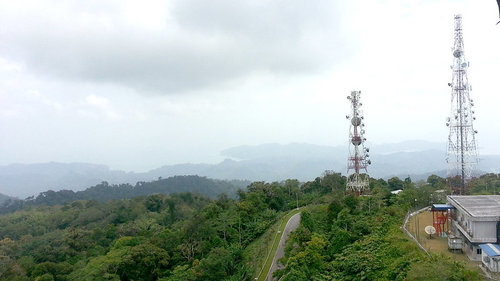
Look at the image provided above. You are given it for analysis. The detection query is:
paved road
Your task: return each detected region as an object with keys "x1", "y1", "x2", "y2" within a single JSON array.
[{"x1": 265, "y1": 212, "x2": 301, "y2": 281}]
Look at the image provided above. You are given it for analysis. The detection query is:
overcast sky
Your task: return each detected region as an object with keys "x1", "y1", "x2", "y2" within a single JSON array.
[{"x1": 0, "y1": 0, "x2": 499, "y2": 172}]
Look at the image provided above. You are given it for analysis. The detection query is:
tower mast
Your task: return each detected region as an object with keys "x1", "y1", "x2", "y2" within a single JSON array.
[
  {"x1": 446, "y1": 15, "x2": 478, "y2": 195},
  {"x1": 346, "y1": 90, "x2": 370, "y2": 196}
]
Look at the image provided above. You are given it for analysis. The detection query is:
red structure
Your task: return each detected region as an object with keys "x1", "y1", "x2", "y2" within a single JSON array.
[
  {"x1": 431, "y1": 204, "x2": 454, "y2": 237},
  {"x1": 345, "y1": 91, "x2": 371, "y2": 196}
]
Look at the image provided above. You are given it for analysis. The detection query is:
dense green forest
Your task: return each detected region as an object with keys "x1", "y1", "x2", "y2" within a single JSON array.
[
  {"x1": 0, "y1": 176, "x2": 249, "y2": 214},
  {"x1": 470, "y1": 173, "x2": 500, "y2": 194},
  {"x1": 0, "y1": 172, "x2": 492, "y2": 280},
  {"x1": 0, "y1": 175, "x2": 313, "y2": 280},
  {"x1": 274, "y1": 192, "x2": 480, "y2": 280}
]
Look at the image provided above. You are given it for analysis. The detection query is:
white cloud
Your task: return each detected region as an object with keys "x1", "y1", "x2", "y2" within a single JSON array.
[
  {"x1": 82, "y1": 94, "x2": 120, "y2": 120},
  {"x1": 0, "y1": 0, "x2": 348, "y2": 94},
  {"x1": 0, "y1": 0, "x2": 499, "y2": 171}
]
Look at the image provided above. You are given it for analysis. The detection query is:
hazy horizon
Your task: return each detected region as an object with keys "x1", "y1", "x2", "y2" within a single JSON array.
[
  {"x1": 1, "y1": 1, "x2": 499, "y2": 172},
  {"x1": 0, "y1": 139, "x2": 454, "y2": 173}
]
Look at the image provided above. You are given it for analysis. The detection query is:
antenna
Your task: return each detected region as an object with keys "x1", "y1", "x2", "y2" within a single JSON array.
[
  {"x1": 446, "y1": 15, "x2": 479, "y2": 195},
  {"x1": 346, "y1": 90, "x2": 370, "y2": 196},
  {"x1": 424, "y1": 225, "x2": 436, "y2": 238}
]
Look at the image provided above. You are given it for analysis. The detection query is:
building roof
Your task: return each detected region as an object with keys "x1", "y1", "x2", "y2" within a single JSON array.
[
  {"x1": 431, "y1": 204, "x2": 455, "y2": 211},
  {"x1": 448, "y1": 195, "x2": 500, "y2": 218},
  {"x1": 480, "y1": 244, "x2": 500, "y2": 257}
]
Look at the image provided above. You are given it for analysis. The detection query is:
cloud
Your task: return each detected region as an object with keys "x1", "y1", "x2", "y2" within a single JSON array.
[
  {"x1": 0, "y1": 0, "x2": 347, "y2": 94},
  {"x1": 80, "y1": 94, "x2": 120, "y2": 120}
]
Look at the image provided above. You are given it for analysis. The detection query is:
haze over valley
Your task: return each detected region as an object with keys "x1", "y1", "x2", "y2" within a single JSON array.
[{"x1": 2, "y1": 140, "x2": 500, "y2": 199}]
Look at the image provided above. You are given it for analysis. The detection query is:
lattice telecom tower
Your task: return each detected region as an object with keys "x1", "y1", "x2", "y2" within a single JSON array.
[
  {"x1": 445, "y1": 15, "x2": 478, "y2": 195},
  {"x1": 346, "y1": 90, "x2": 371, "y2": 195}
]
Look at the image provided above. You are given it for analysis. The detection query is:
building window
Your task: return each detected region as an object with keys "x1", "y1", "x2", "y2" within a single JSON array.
[{"x1": 477, "y1": 248, "x2": 482, "y2": 255}]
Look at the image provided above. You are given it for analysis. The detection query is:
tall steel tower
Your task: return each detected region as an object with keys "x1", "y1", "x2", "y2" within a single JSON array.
[
  {"x1": 446, "y1": 15, "x2": 478, "y2": 195},
  {"x1": 346, "y1": 90, "x2": 371, "y2": 195}
]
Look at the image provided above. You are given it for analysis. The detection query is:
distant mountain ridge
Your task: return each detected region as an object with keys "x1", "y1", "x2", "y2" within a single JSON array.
[
  {"x1": 2, "y1": 141, "x2": 500, "y2": 198},
  {"x1": 0, "y1": 162, "x2": 140, "y2": 198},
  {"x1": 220, "y1": 140, "x2": 446, "y2": 159},
  {"x1": 0, "y1": 193, "x2": 15, "y2": 204},
  {"x1": 0, "y1": 175, "x2": 245, "y2": 214}
]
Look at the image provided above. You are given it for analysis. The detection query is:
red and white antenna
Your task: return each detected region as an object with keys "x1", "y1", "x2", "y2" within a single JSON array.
[{"x1": 346, "y1": 90, "x2": 371, "y2": 195}]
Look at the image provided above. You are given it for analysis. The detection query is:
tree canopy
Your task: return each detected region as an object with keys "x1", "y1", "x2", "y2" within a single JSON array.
[{"x1": 0, "y1": 172, "x2": 493, "y2": 280}]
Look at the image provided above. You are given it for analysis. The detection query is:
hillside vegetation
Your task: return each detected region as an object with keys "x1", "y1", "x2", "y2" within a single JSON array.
[
  {"x1": 0, "y1": 175, "x2": 247, "y2": 214},
  {"x1": 0, "y1": 172, "x2": 490, "y2": 280},
  {"x1": 274, "y1": 197, "x2": 481, "y2": 280}
]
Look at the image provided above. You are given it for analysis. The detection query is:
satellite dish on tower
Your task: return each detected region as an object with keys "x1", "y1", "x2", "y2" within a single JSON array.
[
  {"x1": 351, "y1": 117, "x2": 361, "y2": 126},
  {"x1": 425, "y1": 225, "x2": 436, "y2": 236}
]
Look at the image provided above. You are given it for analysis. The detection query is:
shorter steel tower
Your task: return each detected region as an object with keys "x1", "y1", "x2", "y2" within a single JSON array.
[
  {"x1": 446, "y1": 15, "x2": 478, "y2": 195},
  {"x1": 346, "y1": 90, "x2": 371, "y2": 195}
]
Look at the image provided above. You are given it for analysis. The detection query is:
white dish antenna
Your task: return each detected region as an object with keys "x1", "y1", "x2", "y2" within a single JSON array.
[{"x1": 424, "y1": 225, "x2": 436, "y2": 235}]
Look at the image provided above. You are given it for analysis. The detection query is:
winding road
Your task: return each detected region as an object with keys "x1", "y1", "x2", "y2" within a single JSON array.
[{"x1": 265, "y1": 212, "x2": 301, "y2": 281}]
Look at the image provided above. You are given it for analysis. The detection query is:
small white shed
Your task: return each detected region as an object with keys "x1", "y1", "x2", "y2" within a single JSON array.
[{"x1": 479, "y1": 244, "x2": 500, "y2": 272}]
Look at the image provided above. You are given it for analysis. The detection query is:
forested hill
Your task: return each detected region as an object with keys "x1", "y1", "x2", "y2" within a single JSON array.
[
  {"x1": 0, "y1": 175, "x2": 248, "y2": 214},
  {"x1": 0, "y1": 177, "x2": 315, "y2": 280},
  {"x1": 0, "y1": 172, "x2": 487, "y2": 280},
  {"x1": 0, "y1": 193, "x2": 15, "y2": 204}
]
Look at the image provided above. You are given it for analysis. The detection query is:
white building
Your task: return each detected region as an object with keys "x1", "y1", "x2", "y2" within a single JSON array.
[
  {"x1": 479, "y1": 243, "x2": 500, "y2": 272},
  {"x1": 447, "y1": 195, "x2": 500, "y2": 261}
]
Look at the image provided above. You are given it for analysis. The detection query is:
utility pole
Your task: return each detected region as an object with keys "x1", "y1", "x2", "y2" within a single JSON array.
[{"x1": 295, "y1": 191, "x2": 299, "y2": 210}]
